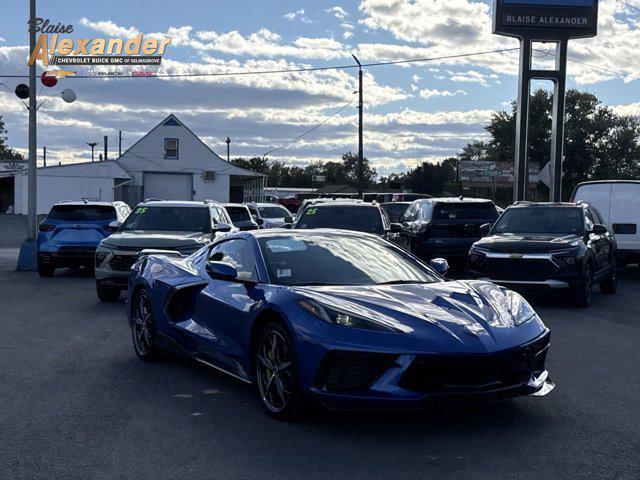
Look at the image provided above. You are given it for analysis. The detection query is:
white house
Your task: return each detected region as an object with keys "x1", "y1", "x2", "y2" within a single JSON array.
[{"x1": 8, "y1": 114, "x2": 266, "y2": 214}]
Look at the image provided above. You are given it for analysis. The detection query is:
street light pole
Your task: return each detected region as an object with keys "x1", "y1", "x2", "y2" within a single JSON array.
[
  {"x1": 87, "y1": 142, "x2": 97, "y2": 162},
  {"x1": 352, "y1": 54, "x2": 363, "y2": 198},
  {"x1": 226, "y1": 137, "x2": 231, "y2": 162},
  {"x1": 17, "y1": 0, "x2": 38, "y2": 270}
]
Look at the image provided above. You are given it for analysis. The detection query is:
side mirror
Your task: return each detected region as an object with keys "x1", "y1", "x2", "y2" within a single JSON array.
[
  {"x1": 429, "y1": 258, "x2": 449, "y2": 276},
  {"x1": 389, "y1": 223, "x2": 403, "y2": 233},
  {"x1": 256, "y1": 218, "x2": 264, "y2": 226},
  {"x1": 213, "y1": 221, "x2": 233, "y2": 233},
  {"x1": 106, "y1": 220, "x2": 121, "y2": 232},
  {"x1": 284, "y1": 216, "x2": 293, "y2": 224},
  {"x1": 205, "y1": 261, "x2": 238, "y2": 281},
  {"x1": 479, "y1": 223, "x2": 493, "y2": 237},
  {"x1": 591, "y1": 224, "x2": 608, "y2": 235}
]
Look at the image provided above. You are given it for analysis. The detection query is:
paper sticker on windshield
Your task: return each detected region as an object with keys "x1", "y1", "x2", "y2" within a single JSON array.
[{"x1": 277, "y1": 269, "x2": 292, "y2": 278}]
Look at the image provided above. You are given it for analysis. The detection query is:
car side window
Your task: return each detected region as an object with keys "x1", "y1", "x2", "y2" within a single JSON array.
[
  {"x1": 584, "y1": 209, "x2": 595, "y2": 231},
  {"x1": 209, "y1": 239, "x2": 258, "y2": 282},
  {"x1": 591, "y1": 208, "x2": 604, "y2": 226},
  {"x1": 210, "y1": 206, "x2": 222, "y2": 224},
  {"x1": 403, "y1": 204, "x2": 416, "y2": 222}
]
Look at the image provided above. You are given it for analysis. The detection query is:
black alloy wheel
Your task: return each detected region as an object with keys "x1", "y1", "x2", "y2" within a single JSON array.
[
  {"x1": 255, "y1": 323, "x2": 302, "y2": 420},
  {"x1": 600, "y1": 257, "x2": 618, "y2": 295},
  {"x1": 575, "y1": 264, "x2": 593, "y2": 308},
  {"x1": 96, "y1": 281, "x2": 121, "y2": 302},
  {"x1": 131, "y1": 290, "x2": 158, "y2": 362},
  {"x1": 37, "y1": 261, "x2": 55, "y2": 277}
]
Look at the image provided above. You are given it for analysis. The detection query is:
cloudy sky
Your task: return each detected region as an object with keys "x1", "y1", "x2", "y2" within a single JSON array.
[{"x1": 0, "y1": 0, "x2": 639, "y2": 176}]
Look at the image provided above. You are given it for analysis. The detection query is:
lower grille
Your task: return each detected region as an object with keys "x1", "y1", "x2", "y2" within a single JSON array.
[
  {"x1": 479, "y1": 258, "x2": 558, "y2": 280},
  {"x1": 398, "y1": 332, "x2": 550, "y2": 393},
  {"x1": 109, "y1": 254, "x2": 138, "y2": 272},
  {"x1": 57, "y1": 246, "x2": 96, "y2": 257},
  {"x1": 314, "y1": 351, "x2": 398, "y2": 392}
]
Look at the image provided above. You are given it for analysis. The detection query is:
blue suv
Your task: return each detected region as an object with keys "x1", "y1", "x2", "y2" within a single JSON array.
[{"x1": 37, "y1": 201, "x2": 131, "y2": 277}]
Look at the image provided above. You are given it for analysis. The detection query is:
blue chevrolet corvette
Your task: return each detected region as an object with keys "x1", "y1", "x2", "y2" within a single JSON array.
[{"x1": 128, "y1": 229, "x2": 554, "y2": 420}]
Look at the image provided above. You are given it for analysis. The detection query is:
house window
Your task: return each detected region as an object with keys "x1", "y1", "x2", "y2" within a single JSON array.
[{"x1": 164, "y1": 138, "x2": 179, "y2": 159}]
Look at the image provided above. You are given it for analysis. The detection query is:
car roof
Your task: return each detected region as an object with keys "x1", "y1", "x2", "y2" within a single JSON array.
[
  {"x1": 510, "y1": 202, "x2": 583, "y2": 208},
  {"x1": 305, "y1": 201, "x2": 378, "y2": 208},
  {"x1": 138, "y1": 200, "x2": 211, "y2": 208},
  {"x1": 250, "y1": 203, "x2": 288, "y2": 207},
  {"x1": 223, "y1": 203, "x2": 249, "y2": 208},
  {"x1": 54, "y1": 201, "x2": 124, "y2": 207},
  {"x1": 575, "y1": 180, "x2": 640, "y2": 186},
  {"x1": 415, "y1": 197, "x2": 494, "y2": 204},
  {"x1": 381, "y1": 201, "x2": 412, "y2": 206}
]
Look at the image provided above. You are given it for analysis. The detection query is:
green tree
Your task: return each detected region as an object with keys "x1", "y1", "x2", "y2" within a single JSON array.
[
  {"x1": 459, "y1": 89, "x2": 640, "y2": 199},
  {"x1": 0, "y1": 116, "x2": 24, "y2": 162}
]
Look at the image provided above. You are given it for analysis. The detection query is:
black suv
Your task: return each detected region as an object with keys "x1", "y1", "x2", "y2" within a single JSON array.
[
  {"x1": 399, "y1": 198, "x2": 500, "y2": 263},
  {"x1": 293, "y1": 202, "x2": 401, "y2": 241},
  {"x1": 468, "y1": 202, "x2": 617, "y2": 307}
]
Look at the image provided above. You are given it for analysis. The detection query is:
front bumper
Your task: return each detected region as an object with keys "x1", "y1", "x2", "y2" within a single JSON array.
[{"x1": 300, "y1": 331, "x2": 553, "y2": 411}]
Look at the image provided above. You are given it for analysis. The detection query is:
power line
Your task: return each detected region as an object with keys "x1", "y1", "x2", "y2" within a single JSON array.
[
  {"x1": 0, "y1": 48, "x2": 520, "y2": 79},
  {"x1": 263, "y1": 100, "x2": 354, "y2": 157},
  {"x1": 615, "y1": 0, "x2": 640, "y2": 14}
]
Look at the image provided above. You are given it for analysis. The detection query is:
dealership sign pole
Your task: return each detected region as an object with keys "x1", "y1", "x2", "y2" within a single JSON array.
[{"x1": 493, "y1": 0, "x2": 598, "y2": 202}]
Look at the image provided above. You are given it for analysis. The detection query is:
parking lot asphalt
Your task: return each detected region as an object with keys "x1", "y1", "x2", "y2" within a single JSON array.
[{"x1": 1, "y1": 234, "x2": 639, "y2": 479}]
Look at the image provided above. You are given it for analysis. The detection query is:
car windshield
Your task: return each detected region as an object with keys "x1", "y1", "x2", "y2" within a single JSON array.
[
  {"x1": 493, "y1": 207, "x2": 584, "y2": 235},
  {"x1": 48, "y1": 205, "x2": 116, "y2": 221},
  {"x1": 258, "y1": 206, "x2": 290, "y2": 219},
  {"x1": 433, "y1": 202, "x2": 499, "y2": 220},
  {"x1": 258, "y1": 233, "x2": 440, "y2": 286},
  {"x1": 382, "y1": 203, "x2": 410, "y2": 217},
  {"x1": 226, "y1": 206, "x2": 251, "y2": 223},
  {"x1": 121, "y1": 206, "x2": 210, "y2": 232},
  {"x1": 295, "y1": 206, "x2": 384, "y2": 234}
]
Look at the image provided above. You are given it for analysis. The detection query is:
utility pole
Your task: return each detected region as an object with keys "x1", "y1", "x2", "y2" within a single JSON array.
[
  {"x1": 87, "y1": 142, "x2": 97, "y2": 162},
  {"x1": 226, "y1": 137, "x2": 231, "y2": 162},
  {"x1": 17, "y1": 0, "x2": 38, "y2": 270},
  {"x1": 103, "y1": 135, "x2": 108, "y2": 161},
  {"x1": 118, "y1": 130, "x2": 122, "y2": 157},
  {"x1": 352, "y1": 54, "x2": 364, "y2": 198},
  {"x1": 43, "y1": 146, "x2": 46, "y2": 167}
]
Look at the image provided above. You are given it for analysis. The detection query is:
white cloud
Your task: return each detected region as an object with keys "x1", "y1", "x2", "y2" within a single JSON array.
[
  {"x1": 0, "y1": 37, "x2": 5, "y2": 43},
  {"x1": 419, "y1": 88, "x2": 467, "y2": 100},
  {"x1": 79, "y1": 17, "x2": 139, "y2": 37},
  {"x1": 412, "y1": 74, "x2": 421, "y2": 83},
  {"x1": 612, "y1": 102, "x2": 640, "y2": 117},
  {"x1": 343, "y1": 31, "x2": 353, "y2": 40},
  {"x1": 283, "y1": 9, "x2": 312, "y2": 23},
  {"x1": 326, "y1": 6, "x2": 349, "y2": 20}
]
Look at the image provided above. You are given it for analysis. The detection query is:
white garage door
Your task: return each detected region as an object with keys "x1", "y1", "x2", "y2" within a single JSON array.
[{"x1": 144, "y1": 173, "x2": 193, "y2": 201}]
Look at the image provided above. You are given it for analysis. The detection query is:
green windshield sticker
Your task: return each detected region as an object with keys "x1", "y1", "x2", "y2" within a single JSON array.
[
  {"x1": 135, "y1": 207, "x2": 148, "y2": 214},
  {"x1": 306, "y1": 208, "x2": 318, "y2": 215}
]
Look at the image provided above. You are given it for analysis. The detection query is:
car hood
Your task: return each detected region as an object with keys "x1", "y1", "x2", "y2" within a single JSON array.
[
  {"x1": 101, "y1": 230, "x2": 211, "y2": 249},
  {"x1": 474, "y1": 233, "x2": 582, "y2": 253},
  {"x1": 291, "y1": 280, "x2": 547, "y2": 353}
]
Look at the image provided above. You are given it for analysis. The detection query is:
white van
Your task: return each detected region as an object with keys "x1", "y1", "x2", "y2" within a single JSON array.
[{"x1": 571, "y1": 180, "x2": 640, "y2": 266}]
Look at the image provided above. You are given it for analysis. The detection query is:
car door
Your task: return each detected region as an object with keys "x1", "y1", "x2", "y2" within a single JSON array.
[
  {"x1": 191, "y1": 238, "x2": 264, "y2": 376},
  {"x1": 585, "y1": 208, "x2": 608, "y2": 274},
  {"x1": 590, "y1": 207, "x2": 613, "y2": 271}
]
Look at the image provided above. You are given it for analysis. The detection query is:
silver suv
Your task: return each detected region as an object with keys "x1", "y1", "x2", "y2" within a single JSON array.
[{"x1": 95, "y1": 200, "x2": 234, "y2": 302}]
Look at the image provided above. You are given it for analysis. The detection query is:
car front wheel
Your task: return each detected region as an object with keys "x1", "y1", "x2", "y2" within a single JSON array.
[
  {"x1": 38, "y1": 261, "x2": 55, "y2": 277},
  {"x1": 96, "y1": 281, "x2": 121, "y2": 302},
  {"x1": 600, "y1": 258, "x2": 618, "y2": 295},
  {"x1": 254, "y1": 322, "x2": 303, "y2": 421},
  {"x1": 574, "y1": 264, "x2": 593, "y2": 308},
  {"x1": 131, "y1": 289, "x2": 159, "y2": 362}
]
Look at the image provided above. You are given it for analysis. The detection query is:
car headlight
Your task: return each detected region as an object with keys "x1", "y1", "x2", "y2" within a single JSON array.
[
  {"x1": 504, "y1": 290, "x2": 539, "y2": 326},
  {"x1": 95, "y1": 245, "x2": 115, "y2": 266},
  {"x1": 297, "y1": 299, "x2": 404, "y2": 332}
]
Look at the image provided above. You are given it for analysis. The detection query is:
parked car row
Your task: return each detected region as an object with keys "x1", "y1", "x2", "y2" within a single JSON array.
[{"x1": 33, "y1": 180, "x2": 638, "y2": 420}]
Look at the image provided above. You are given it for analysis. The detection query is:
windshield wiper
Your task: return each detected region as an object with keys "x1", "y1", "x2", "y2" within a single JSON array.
[{"x1": 375, "y1": 280, "x2": 430, "y2": 285}]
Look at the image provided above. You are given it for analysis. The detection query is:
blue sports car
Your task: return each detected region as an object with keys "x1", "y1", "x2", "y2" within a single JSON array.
[{"x1": 128, "y1": 229, "x2": 554, "y2": 420}]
